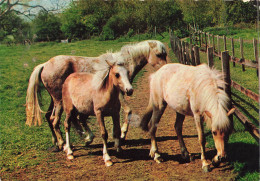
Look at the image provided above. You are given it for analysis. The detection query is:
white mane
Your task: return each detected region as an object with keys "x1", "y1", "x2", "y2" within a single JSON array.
[
  {"x1": 193, "y1": 64, "x2": 231, "y2": 132},
  {"x1": 120, "y1": 40, "x2": 167, "y2": 65},
  {"x1": 92, "y1": 52, "x2": 124, "y2": 90}
]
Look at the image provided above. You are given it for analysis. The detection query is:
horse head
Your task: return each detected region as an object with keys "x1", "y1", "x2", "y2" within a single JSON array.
[
  {"x1": 206, "y1": 108, "x2": 235, "y2": 167},
  {"x1": 106, "y1": 60, "x2": 133, "y2": 96},
  {"x1": 147, "y1": 41, "x2": 167, "y2": 67}
]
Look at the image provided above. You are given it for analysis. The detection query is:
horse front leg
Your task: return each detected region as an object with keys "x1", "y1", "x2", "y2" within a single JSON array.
[
  {"x1": 120, "y1": 94, "x2": 131, "y2": 140},
  {"x1": 175, "y1": 112, "x2": 192, "y2": 162},
  {"x1": 96, "y1": 110, "x2": 112, "y2": 166},
  {"x1": 112, "y1": 112, "x2": 122, "y2": 153},
  {"x1": 194, "y1": 114, "x2": 211, "y2": 172},
  {"x1": 149, "y1": 105, "x2": 166, "y2": 163}
]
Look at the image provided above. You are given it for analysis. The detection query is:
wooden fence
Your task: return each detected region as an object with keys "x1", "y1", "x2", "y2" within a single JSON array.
[{"x1": 169, "y1": 30, "x2": 259, "y2": 142}]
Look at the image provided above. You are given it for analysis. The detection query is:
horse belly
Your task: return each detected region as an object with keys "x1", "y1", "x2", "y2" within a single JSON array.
[{"x1": 73, "y1": 97, "x2": 95, "y2": 115}]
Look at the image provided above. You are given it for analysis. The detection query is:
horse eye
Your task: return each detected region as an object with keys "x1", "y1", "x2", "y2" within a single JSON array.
[
  {"x1": 115, "y1": 73, "x2": 120, "y2": 78},
  {"x1": 212, "y1": 131, "x2": 217, "y2": 136}
]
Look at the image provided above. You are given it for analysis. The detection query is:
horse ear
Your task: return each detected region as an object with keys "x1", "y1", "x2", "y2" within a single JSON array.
[
  {"x1": 227, "y1": 107, "x2": 236, "y2": 116},
  {"x1": 148, "y1": 42, "x2": 157, "y2": 49},
  {"x1": 105, "y1": 60, "x2": 114, "y2": 67},
  {"x1": 205, "y1": 111, "x2": 212, "y2": 119}
]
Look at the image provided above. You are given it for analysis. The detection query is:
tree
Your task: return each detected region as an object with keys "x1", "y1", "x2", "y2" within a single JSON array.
[
  {"x1": 0, "y1": 0, "x2": 67, "y2": 20},
  {"x1": 0, "y1": 11, "x2": 31, "y2": 43},
  {"x1": 33, "y1": 10, "x2": 62, "y2": 41}
]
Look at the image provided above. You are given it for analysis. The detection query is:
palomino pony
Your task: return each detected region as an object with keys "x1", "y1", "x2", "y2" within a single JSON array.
[
  {"x1": 62, "y1": 59, "x2": 133, "y2": 166},
  {"x1": 26, "y1": 40, "x2": 167, "y2": 150},
  {"x1": 140, "y1": 63, "x2": 235, "y2": 172}
]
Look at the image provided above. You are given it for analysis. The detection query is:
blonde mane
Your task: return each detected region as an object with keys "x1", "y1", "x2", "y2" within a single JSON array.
[
  {"x1": 92, "y1": 52, "x2": 124, "y2": 90},
  {"x1": 120, "y1": 40, "x2": 166, "y2": 65},
  {"x1": 193, "y1": 64, "x2": 231, "y2": 132}
]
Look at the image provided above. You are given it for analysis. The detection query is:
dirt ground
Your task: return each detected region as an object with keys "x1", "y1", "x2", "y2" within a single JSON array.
[{"x1": 3, "y1": 65, "x2": 236, "y2": 180}]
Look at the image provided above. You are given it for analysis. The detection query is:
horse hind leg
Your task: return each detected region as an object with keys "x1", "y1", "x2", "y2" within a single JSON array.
[
  {"x1": 45, "y1": 99, "x2": 60, "y2": 152},
  {"x1": 174, "y1": 113, "x2": 193, "y2": 162},
  {"x1": 78, "y1": 114, "x2": 95, "y2": 146},
  {"x1": 52, "y1": 102, "x2": 65, "y2": 150},
  {"x1": 63, "y1": 112, "x2": 74, "y2": 160}
]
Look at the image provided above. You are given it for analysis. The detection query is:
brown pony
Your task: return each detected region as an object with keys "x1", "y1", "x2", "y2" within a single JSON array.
[
  {"x1": 140, "y1": 63, "x2": 235, "y2": 172},
  {"x1": 26, "y1": 40, "x2": 167, "y2": 149},
  {"x1": 62, "y1": 59, "x2": 133, "y2": 166}
]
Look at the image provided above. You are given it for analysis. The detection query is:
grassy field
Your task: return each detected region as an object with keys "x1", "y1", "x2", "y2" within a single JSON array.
[{"x1": 0, "y1": 31, "x2": 259, "y2": 180}]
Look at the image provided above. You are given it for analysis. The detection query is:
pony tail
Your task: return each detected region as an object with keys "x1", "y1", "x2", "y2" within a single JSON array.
[{"x1": 26, "y1": 63, "x2": 46, "y2": 126}]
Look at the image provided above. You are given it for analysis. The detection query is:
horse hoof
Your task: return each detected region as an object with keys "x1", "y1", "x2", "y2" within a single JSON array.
[
  {"x1": 155, "y1": 157, "x2": 163, "y2": 163},
  {"x1": 85, "y1": 140, "x2": 93, "y2": 146},
  {"x1": 189, "y1": 154, "x2": 195, "y2": 162},
  {"x1": 105, "y1": 160, "x2": 113, "y2": 167},
  {"x1": 48, "y1": 146, "x2": 60, "y2": 152},
  {"x1": 67, "y1": 154, "x2": 74, "y2": 160},
  {"x1": 202, "y1": 165, "x2": 211, "y2": 173},
  {"x1": 116, "y1": 147, "x2": 123, "y2": 153},
  {"x1": 212, "y1": 159, "x2": 220, "y2": 167}
]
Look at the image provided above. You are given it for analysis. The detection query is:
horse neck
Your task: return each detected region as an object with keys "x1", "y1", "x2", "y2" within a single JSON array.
[
  {"x1": 126, "y1": 45, "x2": 149, "y2": 82},
  {"x1": 99, "y1": 70, "x2": 119, "y2": 98}
]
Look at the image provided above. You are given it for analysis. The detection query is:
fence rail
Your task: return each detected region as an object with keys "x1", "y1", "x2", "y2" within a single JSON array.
[
  {"x1": 169, "y1": 30, "x2": 259, "y2": 142},
  {"x1": 188, "y1": 26, "x2": 259, "y2": 72}
]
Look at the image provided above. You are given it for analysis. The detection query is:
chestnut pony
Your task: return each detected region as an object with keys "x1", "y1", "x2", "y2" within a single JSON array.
[
  {"x1": 26, "y1": 40, "x2": 167, "y2": 150},
  {"x1": 140, "y1": 63, "x2": 235, "y2": 172},
  {"x1": 62, "y1": 59, "x2": 132, "y2": 166}
]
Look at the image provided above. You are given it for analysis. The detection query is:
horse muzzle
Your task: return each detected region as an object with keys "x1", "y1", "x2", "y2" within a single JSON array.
[
  {"x1": 212, "y1": 154, "x2": 227, "y2": 167},
  {"x1": 126, "y1": 88, "x2": 133, "y2": 96}
]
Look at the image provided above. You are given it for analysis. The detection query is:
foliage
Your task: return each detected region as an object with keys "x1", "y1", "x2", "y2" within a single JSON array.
[
  {"x1": 225, "y1": 0, "x2": 257, "y2": 25},
  {"x1": 177, "y1": 0, "x2": 257, "y2": 29},
  {"x1": 0, "y1": 11, "x2": 32, "y2": 43},
  {"x1": 62, "y1": 0, "x2": 183, "y2": 40},
  {"x1": 33, "y1": 10, "x2": 63, "y2": 41}
]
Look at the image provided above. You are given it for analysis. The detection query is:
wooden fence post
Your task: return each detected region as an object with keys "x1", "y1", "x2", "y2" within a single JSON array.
[
  {"x1": 182, "y1": 41, "x2": 186, "y2": 64},
  {"x1": 212, "y1": 35, "x2": 215, "y2": 52},
  {"x1": 221, "y1": 51, "x2": 233, "y2": 126},
  {"x1": 185, "y1": 42, "x2": 190, "y2": 64},
  {"x1": 217, "y1": 35, "x2": 220, "y2": 57},
  {"x1": 223, "y1": 35, "x2": 227, "y2": 51},
  {"x1": 240, "y1": 37, "x2": 246, "y2": 71},
  {"x1": 194, "y1": 46, "x2": 200, "y2": 65},
  {"x1": 208, "y1": 33, "x2": 211, "y2": 47},
  {"x1": 190, "y1": 44, "x2": 195, "y2": 65},
  {"x1": 207, "y1": 47, "x2": 214, "y2": 68},
  {"x1": 204, "y1": 32, "x2": 207, "y2": 48},
  {"x1": 179, "y1": 40, "x2": 182, "y2": 63},
  {"x1": 253, "y1": 38, "x2": 259, "y2": 76},
  {"x1": 199, "y1": 31, "x2": 201, "y2": 47},
  {"x1": 231, "y1": 38, "x2": 235, "y2": 67}
]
